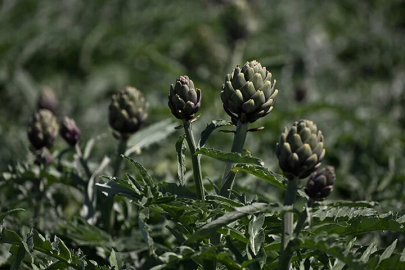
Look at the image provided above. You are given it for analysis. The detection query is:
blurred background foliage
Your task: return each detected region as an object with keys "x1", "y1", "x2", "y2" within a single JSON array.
[{"x1": 1, "y1": 0, "x2": 405, "y2": 214}]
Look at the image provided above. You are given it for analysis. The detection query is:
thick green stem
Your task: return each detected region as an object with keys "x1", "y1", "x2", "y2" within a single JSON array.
[
  {"x1": 105, "y1": 139, "x2": 128, "y2": 233},
  {"x1": 113, "y1": 139, "x2": 128, "y2": 177},
  {"x1": 278, "y1": 198, "x2": 314, "y2": 270},
  {"x1": 278, "y1": 177, "x2": 298, "y2": 270},
  {"x1": 219, "y1": 121, "x2": 249, "y2": 198},
  {"x1": 183, "y1": 120, "x2": 205, "y2": 201},
  {"x1": 75, "y1": 144, "x2": 92, "y2": 180}
]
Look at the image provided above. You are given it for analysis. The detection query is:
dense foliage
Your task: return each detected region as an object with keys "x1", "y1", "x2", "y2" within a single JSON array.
[{"x1": 1, "y1": 0, "x2": 405, "y2": 269}]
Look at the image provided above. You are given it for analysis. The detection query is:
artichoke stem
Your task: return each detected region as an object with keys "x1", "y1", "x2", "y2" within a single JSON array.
[
  {"x1": 278, "y1": 177, "x2": 299, "y2": 270},
  {"x1": 75, "y1": 144, "x2": 92, "y2": 180},
  {"x1": 183, "y1": 120, "x2": 205, "y2": 201},
  {"x1": 113, "y1": 139, "x2": 128, "y2": 177},
  {"x1": 219, "y1": 120, "x2": 249, "y2": 198}
]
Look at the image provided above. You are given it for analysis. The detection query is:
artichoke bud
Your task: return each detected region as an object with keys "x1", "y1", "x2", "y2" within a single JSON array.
[
  {"x1": 221, "y1": 60, "x2": 278, "y2": 124},
  {"x1": 305, "y1": 166, "x2": 336, "y2": 201},
  {"x1": 27, "y1": 109, "x2": 59, "y2": 150},
  {"x1": 222, "y1": 0, "x2": 256, "y2": 43},
  {"x1": 108, "y1": 87, "x2": 149, "y2": 140},
  {"x1": 37, "y1": 86, "x2": 57, "y2": 112},
  {"x1": 168, "y1": 75, "x2": 202, "y2": 121},
  {"x1": 60, "y1": 117, "x2": 81, "y2": 146},
  {"x1": 276, "y1": 119, "x2": 325, "y2": 180}
]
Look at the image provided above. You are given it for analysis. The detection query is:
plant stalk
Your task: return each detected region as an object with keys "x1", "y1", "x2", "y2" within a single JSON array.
[
  {"x1": 182, "y1": 120, "x2": 205, "y2": 201},
  {"x1": 278, "y1": 177, "x2": 298, "y2": 270},
  {"x1": 294, "y1": 199, "x2": 314, "y2": 237},
  {"x1": 219, "y1": 120, "x2": 249, "y2": 198},
  {"x1": 75, "y1": 144, "x2": 92, "y2": 180},
  {"x1": 113, "y1": 139, "x2": 128, "y2": 177}
]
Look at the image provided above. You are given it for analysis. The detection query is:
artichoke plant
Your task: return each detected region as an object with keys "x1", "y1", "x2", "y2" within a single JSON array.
[
  {"x1": 60, "y1": 117, "x2": 81, "y2": 146},
  {"x1": 168, "y1": 75, "x2": 201, "y2": 121},
  {"x1": 27, "y1": 109, "x2": 59, "y2": 150},
  {"x1": 305, "y1": 166, "x2": 336, "y2": 201},
  {"x1": 109, "y1": 87, "x2": 148, "y2": 140},
  {"x1": 276, "y1": 119, "x2": 325, "y2": 180},
  {"x1": 221, "y1": 60, "x2": 278, "y2": 124}
]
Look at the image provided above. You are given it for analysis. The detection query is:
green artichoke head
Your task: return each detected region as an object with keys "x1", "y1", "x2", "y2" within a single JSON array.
[
  {"x1": 168, "y1": 75, "x2": 201, "y2": 121},
  {"x1": 276, "y1": 119, "x2": 325, "y2": 180},
  {"x1": 60, "y1": 116, "x2": 81, "y2": 146},
  {"x1": 305, "y1": 166, "x2": 336, "y2": 201},
  {"x1": 109, "y1": 87, "x2": 148, "y2": 140},
  {"x1": 221, "y1": 60, "x2": 278, "y2": 124},
  {"x1": 27, "y1": 109, "x2": 59, "y2": 150}
]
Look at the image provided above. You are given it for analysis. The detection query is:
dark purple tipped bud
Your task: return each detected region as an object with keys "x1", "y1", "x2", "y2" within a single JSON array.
[
  {"x1": 168, "y1": 75, "x2": 202, "y2": 121},
  {"x1": 305, "y1": 166, "x2": 336, "y2": 201},
  {"x1": 37, "y1": 87, "x2": 57, "y2": 112},
  {"x1": 60, "y1": 117, "x2": 81, "y2": 146}
]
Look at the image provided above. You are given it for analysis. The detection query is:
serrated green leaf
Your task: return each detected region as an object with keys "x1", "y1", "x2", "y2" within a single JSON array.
[
  {"x1": 54, "y1": 237, "x2": 71, "y2": 262},
  {"x1": 379, "y1": 239, "x2": 397, "y2": 263},
  {"x1": 231, "y1": 164, "x2": 307, "y2": 197},
  {"x1": 123, "y1": 156, "x2": 154, "y2": 187},
  {"x1": 109, "y1": 249, "x2": 124, "y2": 270},
  {"x1": 175, "y1": 134, "x2": 186, "y2": 186},
  {"x1": 199, "y1": 119, "x2": 233, "y2": 147},
  {"x1": 10, "y1": 244, "x2": 27, "y2": 270},
  {"x1": 126, "y1": 118, "x2": 177, "y2": 156},
  {"x1": 1, "y1": 229, "x2": 22, "y2": 244},
  {"x1": 196, "y1": 148, "x2": 264, "y2": 165},
  {"x1": 185, "y1": 203, "x2": 269, "y2": 244},
  {"x1": 295, "y1": 235, "x2": 366, "y2": 270},
  {"x1": 96, "y1": 177, "x2": 142, "y2": 201},
  {"x1": 249, "y1": 214, "x2": 265, "y2": 256},
  {"x1": 321, "y1": 201, "x2": 379, "y2": 208},
  {"x1": 139, "y1": 208, "x2": 154, "y2": 254},
  {"x1": 46, "y1": 261, "x2": 70, "y2": 270},
  {"x1": 0, "y1": 208, "x2": 25, "y2": 224},
  {"x1": 360, "y1": 243, "x2": 377, "y2": 263}
]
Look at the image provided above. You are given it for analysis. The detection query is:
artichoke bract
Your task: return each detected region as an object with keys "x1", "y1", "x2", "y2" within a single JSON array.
[
  {"x1": 109, "y1": 87, "x2": 148, "y2": 140},
  {"x1": 27, "y1": 109, "x2": 59, "y2": 150},
  {"x1": 305, "y1": 166, "x2": 336, "y2": 201},
  {"x1": 168, "y1": 75, "x2": 201, "y2": 121},
  {"x1": 276, "y1": 119, "x2": 325, "y2": 180},
  {"x1": 221, "y1": 60, "x2": 278, "y2": 124},
  {"x1": 60, "y1": 117, "x2": 81, "y2": 146}
]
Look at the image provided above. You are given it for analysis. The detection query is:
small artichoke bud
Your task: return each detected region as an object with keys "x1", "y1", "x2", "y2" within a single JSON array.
[
  {"x1": 37, "y1": 86, "x2": 57, "y2": 112},
  {"x1": 60, "y1": 117, "x2": 81, "y2": 146},
  {"x1": 221, "y1": 60, "x2": 278, "y2": 124},
  {"x1": 168, "y1": 75, "x2": 202, "y2": 121},
  {"x1": 108, "y1": 87, "x2": 149, "y2": 140},
  {"x1": 305, "y1": 166, "x2": 336, "y2": 201},
  {"x1": 27, "y1": 109, "x2": 59, "y2": 150},
  {"x1": 276, "y1": 119, "x2": 325, "y2": 180},
  {"x1": 222, "y1": 0, "x2": 256, "y2": 43}
]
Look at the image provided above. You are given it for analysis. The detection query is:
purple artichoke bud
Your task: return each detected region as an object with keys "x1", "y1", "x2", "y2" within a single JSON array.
[
  {"x1": 109, "y1": 87, "x2": 149, "y2": 140},
  {"x1": 60, "y1": 117, "x2": 81, "y2": 146},
  {"x1": 37, "y1": 86, "x2": 57, "y2": 112},
  {"x1": 305, "y1": 166, "x2": 336, "y2": 201},
  {"x1": 276, "y1": 119, "x2": 325, "y2": 180},
  {"x1": 168, "y1": 75, "x2": 202, "y2": 121},
  {"x1": 221, "y1": 60, "x2": 278, "y2": 125},
  {"x1": 27, "y1": 109, "x2": 59, "y2": 150}
]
